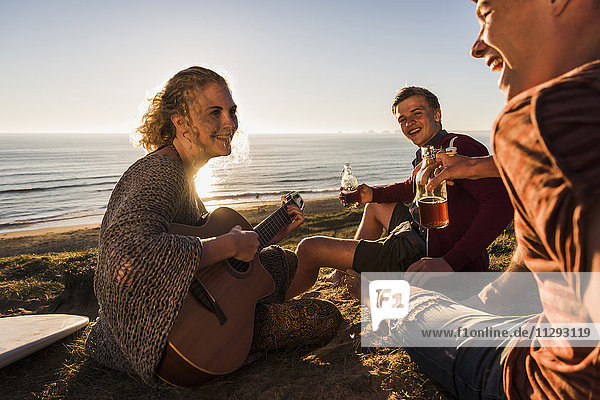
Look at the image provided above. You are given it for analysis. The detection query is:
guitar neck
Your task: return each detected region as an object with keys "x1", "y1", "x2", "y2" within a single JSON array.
[{"x1": 254, "y1": 206, "x2": 292, "y2": 249}]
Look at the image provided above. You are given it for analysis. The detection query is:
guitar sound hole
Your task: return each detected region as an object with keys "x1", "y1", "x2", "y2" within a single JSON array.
[{"x1": 228, "y1": 258, "x2": 249, "y2": 272}]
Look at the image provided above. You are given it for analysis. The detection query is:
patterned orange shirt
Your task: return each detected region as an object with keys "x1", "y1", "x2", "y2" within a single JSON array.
[{"x1": 493, "y1": 61, "x2": 600, "y2": 399}]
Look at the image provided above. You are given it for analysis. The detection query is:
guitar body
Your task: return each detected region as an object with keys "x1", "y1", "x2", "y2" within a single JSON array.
[{"x1": 156, "y1": 207, "x2": 275, "y2": 387}]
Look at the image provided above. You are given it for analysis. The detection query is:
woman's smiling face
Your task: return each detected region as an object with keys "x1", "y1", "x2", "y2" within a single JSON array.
[{"x1": 184, "y1": 83, "x2": 239, "y2": 162}]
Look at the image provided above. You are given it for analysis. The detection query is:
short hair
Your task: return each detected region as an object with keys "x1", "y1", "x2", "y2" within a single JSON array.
[{"x1": 392, "y1": 86, "x2": 441, "y2": 115}]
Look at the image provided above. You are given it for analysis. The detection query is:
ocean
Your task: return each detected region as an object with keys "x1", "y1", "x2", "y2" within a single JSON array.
[{"x1": 0, "y1": 131, "x2": 490, "y2": 233}]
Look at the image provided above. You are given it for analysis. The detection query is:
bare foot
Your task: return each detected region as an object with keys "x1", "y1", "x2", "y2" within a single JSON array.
[
  {"x1": 340, "y1": 269, "x2": 363, "y2": 299},
  {"x1": 322, "y1": 269, "x2": 345, "y2": 284}
]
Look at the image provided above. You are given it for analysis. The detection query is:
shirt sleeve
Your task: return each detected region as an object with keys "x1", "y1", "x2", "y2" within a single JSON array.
[
  {"x1": 371, "y1": 177, "x2": 415, "y2": 203},
  {"x1": 531, "y1": 76, "x2": 600, "y2": 274}
]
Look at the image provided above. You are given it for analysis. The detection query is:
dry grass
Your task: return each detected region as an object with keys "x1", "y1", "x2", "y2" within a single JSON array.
[{"x1": 0, "y1": 204, "x2": 516, "y2": 400}]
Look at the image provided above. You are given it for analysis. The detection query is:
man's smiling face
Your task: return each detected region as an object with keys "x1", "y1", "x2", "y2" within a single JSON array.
[
  {"x1": 394, "y1": 95, "x2": 442, "y2": 147},
  {"x1": 470, "y1": 0, "x2": 551, "y2": 100}
]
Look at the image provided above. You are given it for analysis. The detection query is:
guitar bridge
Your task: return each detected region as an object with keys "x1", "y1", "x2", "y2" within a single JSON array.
[{"x1": 189, "y1": 277, "x2": 227, "y2": 326}]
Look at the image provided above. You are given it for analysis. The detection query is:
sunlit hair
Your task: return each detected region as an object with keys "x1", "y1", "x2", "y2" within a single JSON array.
[
  {"x1": 391, "y1": 86, "x2": 441, "y2": 115},
  {"x1": 134, "y1": 66, "x2": 229, "y2": 152}
]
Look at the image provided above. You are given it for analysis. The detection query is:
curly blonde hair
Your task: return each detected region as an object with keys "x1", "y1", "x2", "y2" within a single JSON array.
[{"x1": 134, "y1": 66, "x2": 229, "y2": 152}]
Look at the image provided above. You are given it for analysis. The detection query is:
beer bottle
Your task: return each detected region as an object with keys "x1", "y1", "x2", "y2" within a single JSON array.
[
  {"x1": 414, "y1": 146, "x2": 449, "y2": 229},
  {"x1": 340, "y1": 163, "x2": 359, "y2": 208}
]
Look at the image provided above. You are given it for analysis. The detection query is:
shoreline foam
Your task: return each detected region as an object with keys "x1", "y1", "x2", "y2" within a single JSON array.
[
  {"x1": 0, "y1": 197, "x2": 345, "y2": 257},
  {"x1": 0, "y1": 193, "x2": 342, "y2": 236}
]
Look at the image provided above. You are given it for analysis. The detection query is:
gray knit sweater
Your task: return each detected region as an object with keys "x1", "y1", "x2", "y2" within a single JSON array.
[{"x1": 86, "y1": 153, "x2": 208, "y2": 385}]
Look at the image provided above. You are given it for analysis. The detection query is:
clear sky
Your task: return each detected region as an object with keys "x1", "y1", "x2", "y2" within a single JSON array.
[{"x1": 0, "y1": 0, "x2": 505, "y2": 134}]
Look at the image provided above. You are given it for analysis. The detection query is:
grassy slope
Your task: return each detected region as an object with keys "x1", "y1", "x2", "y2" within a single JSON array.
[{"x1": 0, "y1": 206, "x2": 516, "y2": 400}]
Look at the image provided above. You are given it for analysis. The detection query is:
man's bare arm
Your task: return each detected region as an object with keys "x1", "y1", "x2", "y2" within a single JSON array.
[{"x1": 427, "y1": 154, "x2": 500, "y2": 190}]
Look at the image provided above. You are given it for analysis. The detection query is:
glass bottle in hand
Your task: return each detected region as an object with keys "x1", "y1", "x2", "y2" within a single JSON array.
[
  {"x1": 414, "y1": 146, "x2": 449, "y2": 229},
  {"x1": 340, "y1": 163, "x2": 359, "y2": 208}
]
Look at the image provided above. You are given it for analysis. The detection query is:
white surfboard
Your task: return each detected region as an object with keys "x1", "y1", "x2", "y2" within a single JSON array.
[{"x1": 0, "y1": 314, "x2": 89, "y2": 369}]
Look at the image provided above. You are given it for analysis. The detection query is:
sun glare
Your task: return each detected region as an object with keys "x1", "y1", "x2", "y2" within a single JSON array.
[{"x1": 194, "y1": 165, "x2": 219, "y2": 199}]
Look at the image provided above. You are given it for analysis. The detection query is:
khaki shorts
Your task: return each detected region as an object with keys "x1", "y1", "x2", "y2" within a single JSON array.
[{"x1": 352, "y1": 203, "x2": 426, "y2": 273}]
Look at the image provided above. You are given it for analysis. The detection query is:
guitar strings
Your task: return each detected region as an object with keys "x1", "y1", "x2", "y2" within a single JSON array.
[
  {"x1": 200, "y1": 201, "x2": 298, "y2": 277},
  {"x1": 254, "y1": 205, "x2": 292, "y2": 249}
]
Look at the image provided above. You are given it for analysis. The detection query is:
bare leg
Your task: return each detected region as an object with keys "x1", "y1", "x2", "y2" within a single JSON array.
[
  {"x1": 354, "y1": 202, "x2": 398, "y2": 240},
  {"x1": 324, "y1": 202, "x2": 397, "y2": 283},
  {"x1": 286, "y1": 236, "x2": 359, "y2": 300}
]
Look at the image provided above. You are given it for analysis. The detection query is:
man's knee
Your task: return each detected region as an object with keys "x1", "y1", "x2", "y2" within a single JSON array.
[
  {"x1": 365, "y1": 202, "x2": 397, "y2": 227},
  {"x1": 363, "y1": 202, "x2": 382, "y2": 216},
  {"x1": 297, "y1": 236, "x2": 327, "y2": 261},
  {"x1": 361, "y1": 202, "x2": 389, "y2": 227}
]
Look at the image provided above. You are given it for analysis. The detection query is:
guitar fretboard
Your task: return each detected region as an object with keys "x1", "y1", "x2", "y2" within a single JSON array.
[
  {"x1": 254, "y1": 205, "x2": 292, "y2": 250},
  {"x1": 228, "y1": 203, "x2": 293, "y2": 273}
]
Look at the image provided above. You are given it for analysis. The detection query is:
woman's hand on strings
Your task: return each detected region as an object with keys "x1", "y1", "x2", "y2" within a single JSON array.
[{"x1": 228, "y1": 225, "x2": 260, "y2": 262}]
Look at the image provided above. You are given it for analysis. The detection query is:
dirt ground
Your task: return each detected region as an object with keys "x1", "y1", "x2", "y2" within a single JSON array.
[{"x1": 0, "y1": 198, "x2": 515, "y2": 399}]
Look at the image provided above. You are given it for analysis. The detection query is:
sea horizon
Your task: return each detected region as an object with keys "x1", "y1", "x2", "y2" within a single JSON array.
[{"x1": 0, "y1": 131, "x2": 492, "y2": 233}]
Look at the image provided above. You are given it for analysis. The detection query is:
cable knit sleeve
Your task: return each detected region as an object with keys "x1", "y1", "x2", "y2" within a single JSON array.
[{"x1": 94, "y1": 154, "x2": 203, "y2": 385}]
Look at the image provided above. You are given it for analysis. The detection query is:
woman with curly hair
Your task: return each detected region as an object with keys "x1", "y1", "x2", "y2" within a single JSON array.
[{"x1": 85, "y1": 66, "x2": 342, "y2": 387}]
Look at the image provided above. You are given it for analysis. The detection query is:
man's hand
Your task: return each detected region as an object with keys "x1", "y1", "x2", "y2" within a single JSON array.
[
  {"x1": 460, "y1": 248, "x2": 535, "y2": 315},
  {"x1": 426, "y1": 154, "x2": 500, "y2": 191},
  {"x1": 460, "y1": 284, "x2": 513, "y2": 315},
  {"x1": 405, "y1": 257, "x2": 454, "y2": 288},
  {"x1": 356, "y1": 184, "x2": 374, "y2": 204},
  {"x1": 338, "y1": 183, "x2": 374, "y2": 204}
]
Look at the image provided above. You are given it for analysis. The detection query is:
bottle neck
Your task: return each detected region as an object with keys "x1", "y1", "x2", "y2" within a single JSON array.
[{"x1": 423, "y1": 155, "x2": 436, "y2": 166}]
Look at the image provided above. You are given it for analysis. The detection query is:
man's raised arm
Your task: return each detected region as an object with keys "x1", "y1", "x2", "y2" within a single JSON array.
[{"x1": 427, "y1": 153, "x2": 500, "y2": 190}]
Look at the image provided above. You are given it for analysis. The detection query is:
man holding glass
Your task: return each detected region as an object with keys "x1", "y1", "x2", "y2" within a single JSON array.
[{"x1": 285, "y1": 86, "x2": 513, "y2": 300}]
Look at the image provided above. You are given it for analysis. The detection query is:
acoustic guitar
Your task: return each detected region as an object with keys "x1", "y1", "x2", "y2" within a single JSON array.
[{"x1": 156, "y1": 192, "x2": 305, "y2": 387}]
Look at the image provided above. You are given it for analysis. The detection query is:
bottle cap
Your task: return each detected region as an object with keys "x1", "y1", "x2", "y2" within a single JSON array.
[{"x1": 421, "y1": 145, "x2": 436, "y2": 158}]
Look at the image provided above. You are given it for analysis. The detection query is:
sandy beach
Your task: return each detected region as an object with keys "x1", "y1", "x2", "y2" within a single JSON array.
[{"x1": 0, "y1": 197, "x2": 343, "y2": 258}]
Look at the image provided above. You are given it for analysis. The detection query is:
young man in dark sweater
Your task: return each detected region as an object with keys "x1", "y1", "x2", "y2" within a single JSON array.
[{"x1": 286, "y1": 86, "x2": 513, "y2": 299}]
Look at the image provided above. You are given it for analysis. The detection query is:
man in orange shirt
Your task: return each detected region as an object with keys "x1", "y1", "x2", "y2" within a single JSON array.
[{"x1": 354, "y1": 1, "x2": 600, "y2": 399}]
